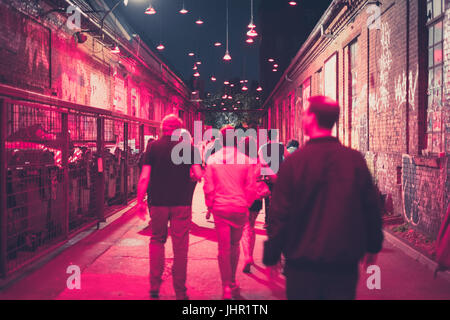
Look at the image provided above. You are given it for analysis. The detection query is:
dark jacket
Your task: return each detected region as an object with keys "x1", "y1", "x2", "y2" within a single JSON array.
[{"x1": 263, "y1": 137, "x2": 383, "y2": 271}]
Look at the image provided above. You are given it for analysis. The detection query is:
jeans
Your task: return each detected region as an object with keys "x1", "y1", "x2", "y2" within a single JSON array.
[
  {"x1": 213, "y1": 214, "x2": 245, "y2": 288},
  {"x1": 149, "y1": 206, "x2": 191, "y2": 298},
  {"x1": 241, "y1": 210, "x2": 259, "y2": 264}
]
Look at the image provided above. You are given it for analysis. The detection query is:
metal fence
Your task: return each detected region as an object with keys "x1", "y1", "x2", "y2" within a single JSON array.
[{"x1": 0, "y1": 86, "x2": 160, "y2": 277}]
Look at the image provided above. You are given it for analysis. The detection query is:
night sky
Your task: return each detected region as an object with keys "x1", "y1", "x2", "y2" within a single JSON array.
[{"x1": 108, "y1": 0, "x2": 263, "y2": 93}]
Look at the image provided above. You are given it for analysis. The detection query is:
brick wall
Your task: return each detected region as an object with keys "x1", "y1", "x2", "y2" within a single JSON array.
[
  {"x1": 0, "y1": 0, "x2": 196, "y2": 130},
  {"x1": 264, "y1": 0, "x2": 450, "y2": 238}
]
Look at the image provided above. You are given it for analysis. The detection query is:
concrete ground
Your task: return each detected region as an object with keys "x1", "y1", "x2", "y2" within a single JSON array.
[{"x1": 0, "y1": 182, "x2": 449, "y2": 300}]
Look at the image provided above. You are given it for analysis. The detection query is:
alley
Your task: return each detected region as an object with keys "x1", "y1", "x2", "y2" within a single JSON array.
[{"x1": 0, "y1": 182, "x2": 449, "y2": 300}]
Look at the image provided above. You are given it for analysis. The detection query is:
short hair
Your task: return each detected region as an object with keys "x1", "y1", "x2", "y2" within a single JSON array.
[
  {"x1": 161, "y1": 114, "x2": 183, "y2": 136},
  {"x1": 287, "y1": 139, "x2": 299, "y2": 149},
  {"x1": 220, "y1": 124, "x2": 237, "y2": 147},
  {"x1": 307, "y1": 96, "x2": 340, "y2": 129}
]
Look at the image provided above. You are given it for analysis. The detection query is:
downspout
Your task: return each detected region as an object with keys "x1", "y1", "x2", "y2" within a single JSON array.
[{"x1": 406, "y1": 0, "x2": 410, "y2": 154}]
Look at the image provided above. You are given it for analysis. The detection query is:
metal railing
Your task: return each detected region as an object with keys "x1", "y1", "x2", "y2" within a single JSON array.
[{"x1": 0, "y1": 84, "x2": 160, "y2": 277}]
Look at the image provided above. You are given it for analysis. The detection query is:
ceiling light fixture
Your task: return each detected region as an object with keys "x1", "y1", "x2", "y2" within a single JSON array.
[
  {"x1": 196, "y1": 18, "x2": 204, "y2": 25},
  {"x1": 223, "y1": 0, "x2": 232, "y2": 61},
  {"x1": 179, "y1": 0, "x2": 188, "y2": 14},
  {"x1": 145, "y1": 5, "x2": 156, "y2": 15}
]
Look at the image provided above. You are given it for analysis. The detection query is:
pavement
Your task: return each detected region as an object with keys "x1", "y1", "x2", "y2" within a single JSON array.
[{"x1": 0, "y1": 182, "x2": 449, "y2": 300}]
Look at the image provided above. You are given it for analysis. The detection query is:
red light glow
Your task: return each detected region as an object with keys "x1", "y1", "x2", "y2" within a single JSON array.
[
  {"x1": 257, "y1": 86, "x2": 263, "y2": 91},
  {"x1": 223, "y1": 51, "x2": 232, "y2": 61},
  {"x1": 211, "y1": 76, "x2": 217, "y2": 81},
  {"x1": 196, "y1": 18, "x2": 204, "y2": 25},
  {"x1": 214, "y1": 42, "x2": 222, "y2": 47},
  {"x1": 111, "y1": 45, "x2": 120, "y2": 54},
  {"x1": 179, "y1": 8, "x2": 188, "y2": 14},
  {"x1": 145, "y1": 6, "x2": 156, "y2": 15},
  {"x1": 194, "y1": 71, "x2": 200, "y2": 77},
  {"x1": 268, "y1": 58, "x2": 274, "y2": 62},
  {"x1": 157, "y1": 44, "x2": 165, "y2": 50},
  {"x1": 247, "y1": 28, "x2": 258, "y2": 37},
  {"x1": 246, "y1": 38, "x2": 254, "y2": 44},
  {"x1": 242, "y1": 86, "x2": 248, "y2": 91},
  {"x1": 289, "y1": 1, "x2": 297, "y2": 6},
  {"x1": 188, "y1": 52, "x2": 195, "y2": 56}
]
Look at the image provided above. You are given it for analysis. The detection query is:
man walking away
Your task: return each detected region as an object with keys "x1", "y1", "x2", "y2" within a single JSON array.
[
  {"x1": 203, "y1": 125, "x2": 258, "y2": 299},
  {"x1": 263, "y1": 96, "x2": 383, "y2": 300},
  {"x1": 136, "y1": 114, "x2": 202, "y2": 300}
]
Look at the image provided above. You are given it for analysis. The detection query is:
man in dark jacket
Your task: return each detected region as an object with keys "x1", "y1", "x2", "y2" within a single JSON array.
[{"x1": 263, "y1": 96, "x2": 383, "y2": 300}]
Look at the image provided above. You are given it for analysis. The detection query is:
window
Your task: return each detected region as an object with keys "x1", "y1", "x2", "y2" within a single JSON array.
[
  {"x1": 348, "y1": 40, "x2": 358, "y2": 147},
  {"x1": 427, "y1": 0, "x2": 444, "y2": 109},
  {"x1": 426, "y1": 0, "x2": 445, "y2": 153}
]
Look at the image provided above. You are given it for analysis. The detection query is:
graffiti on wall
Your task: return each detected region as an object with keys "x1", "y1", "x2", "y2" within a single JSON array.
[
  {"x1": 113, "y1": 77, "x2": 127, "y2": 114},
  {"x1": 60, "y1": 62, "x2": 88, "y2": 105},
  {"x1": 90, "y1": 73, "x2": 109, "y2": 110},
  {"x1": 377, "y1": 22, "x2": 392, "y2": 113},
  {"x1": 0, "y1": 4, "x2": 50, "y2": 89},
  {"x1": 394, "y1": 65, "x2": 419, "y2": 111},
  {"x1": 402, "y1": 155, "x2": 420, "y2": 226}
]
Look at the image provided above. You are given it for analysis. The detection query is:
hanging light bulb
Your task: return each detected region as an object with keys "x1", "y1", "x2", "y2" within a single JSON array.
[
  {"x1": 223, "y1": 0, "x2": 231, "y2": 61},
  {"x1": 211, "y1": 77, "x2": 216, "y2": 81},
  {"x1": 247, "y1": 0, "x2": 256, "y2": 30},
  {"x1": 224, "y1": 81, "x2": 230, "y2": 85},
  {"x1": 111, "y1": 44, "x2": 120, "y2": 54},
  {"x1": 179, "y1": 0, "x2": 188, "y2": 14},
  {"x1": 274, "y1": 64, "x2": 279, "y2": 68},
  {"x1": 257, "y1": 86, "x2": 263, "y2": 91},
  {"x1": 247, "y1": 27, "x2": 258, "y2": 37},
  {"x1": 228, "y1": 96, "x2": 232, "y2": 99},
  {"x1": 272, "y1": 69, "x2": 278, "y2": 72},
  {"x1": 214, "y1": 42, "x2": 222, "y2": 47},
  {"x1": 196, "y1": 18, "x2": 204, "y2": 25},
  {"x1": 230, "y1": 84, "x2": 235, "y2": 87},
  {"x1": 246, "y1": 38, "x2": 254, "y2": 44},
  {"x1": 145, "y1": 5, "x2": 156, "y2": 15},
  {"x1": 193, "y1": 65, "x2": 197, "y2": 70},
  {"x1": 289, "y1": 1, "x2": 297, "y2": 6},
  {"x1": 156, "y1": 43, "x2": 165, "y2": 50},
  {"x1": 196, "y1": 61, "x2": 202, "y2": 65},
  {"x1": 194, "y1": 71, "x2": 200, "y2": 77},
  {"x1": 242, "y1": 86, "x2": 248, "y2": 91},
  {"x1": 268, "y1": 58, "x2": 275, "y2": 62},
  {"x1": 188, "y1": 52, "x2": 195, "y2": 56},
  {"x1": 222, "y1": 94, "x2": 228, "y2": 99},
  {"x1": 223, "y1": 50, "x2": 231, "y2": 61}
]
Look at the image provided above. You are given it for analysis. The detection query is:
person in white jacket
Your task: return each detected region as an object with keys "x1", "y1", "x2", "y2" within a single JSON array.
[{"x1": 203, "y1": 125, "x2": 258, "y2": 299}]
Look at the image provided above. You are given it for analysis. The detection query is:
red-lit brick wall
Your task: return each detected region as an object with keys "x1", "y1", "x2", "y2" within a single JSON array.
[
  {"x1": 264, "y1": 0, "x2": 450, "y2": 238},
  {"x1": 0, "y1": 0, "x2": 196, "y2": 131}
]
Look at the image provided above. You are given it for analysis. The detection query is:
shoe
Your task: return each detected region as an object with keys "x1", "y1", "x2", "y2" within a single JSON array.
[
  {"x1": 223, "y1": 286, "x2": 232, "y2": 300},
  {"x1": 150, "y1": 290, "x2": 159, "y2": 299},
  {"x1": 230, "y1": 282, "x2": 240, "y2": 299},
  {"x1": 243, "y1": 262, "x2": 252, "y2": 274}
]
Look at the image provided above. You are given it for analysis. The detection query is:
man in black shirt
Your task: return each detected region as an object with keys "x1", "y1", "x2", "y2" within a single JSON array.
[
  {"x1": 263, "y1": 96, "x2": 383, "y2": 300},
  {"x1": 137, "y1": 114, "x2": 202, "y2": 300}
]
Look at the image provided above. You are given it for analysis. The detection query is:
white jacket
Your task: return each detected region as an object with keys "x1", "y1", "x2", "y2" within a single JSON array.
[{"x1": 203, "y1": 147, "x2": 258, "y2": 215}]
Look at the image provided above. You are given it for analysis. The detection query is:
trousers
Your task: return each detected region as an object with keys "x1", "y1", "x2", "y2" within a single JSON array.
[{"x1": 149, "y1": 206, "x2": 191, "y2": 298}]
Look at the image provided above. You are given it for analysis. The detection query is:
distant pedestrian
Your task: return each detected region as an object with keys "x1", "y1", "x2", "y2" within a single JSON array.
[
  {"x1": 263, "y1": 96, "x2": 384, "y2": 300},
  {"x1": 286, "y1": 139, "x2": 299, "y2": 154},
  {"x1": 203, "y1": 125, "x2": 258, "y2": 299},
  {"x1": 136, "y1": 114, "x2": 202, "y2": 300},
  {"x1": 258, "y1": 130, "x2": 289, "y2": 228}
]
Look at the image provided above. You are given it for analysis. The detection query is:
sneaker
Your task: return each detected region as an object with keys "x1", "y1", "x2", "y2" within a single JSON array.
[
  {"x1": 243, "y1": 262, "x2": 252, "y2": 274},
  {"x1": 223, "y1": 286, "x2": 232, "y2": 300}
]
